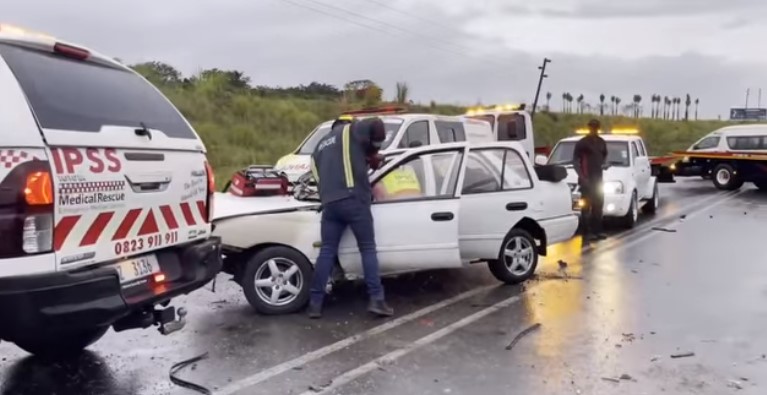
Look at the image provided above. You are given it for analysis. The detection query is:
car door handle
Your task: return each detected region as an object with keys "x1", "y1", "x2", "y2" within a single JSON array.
[
  {"x1": 431, "y1": 212, "x2": 454, "y2": 221},
  {"x1": 506, "y1": 202, "x2": 528, "y2": 211}
]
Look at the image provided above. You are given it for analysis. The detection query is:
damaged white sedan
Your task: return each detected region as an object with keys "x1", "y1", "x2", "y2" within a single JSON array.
[{"x1": 212, "y1": 141, "x2": 579, "y2": 315}]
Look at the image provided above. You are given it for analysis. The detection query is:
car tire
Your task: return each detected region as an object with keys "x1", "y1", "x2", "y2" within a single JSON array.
[
  {"x1": 642, "y1": 182, "x2": 659, "y2": 214},
  {"x1": 487, "y1": 228, "x2": 539, "y2": 284},
  {"x1": 241, "y1": 246, "x2": 312, "y2": 315},
  {"x1": 13, "y1": 326, "x2": 109, "y2": 358},
  {"x1": 619, "y1": 191, "x2": 638, "y2": 229},
  {"x1": 712, "y1": 164, "x2": 743, "y2": 191}
]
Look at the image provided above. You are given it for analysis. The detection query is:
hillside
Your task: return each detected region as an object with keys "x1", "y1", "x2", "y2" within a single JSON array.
[{"x1": 132, "y1": 62, "x2": 738, "y2": 188}]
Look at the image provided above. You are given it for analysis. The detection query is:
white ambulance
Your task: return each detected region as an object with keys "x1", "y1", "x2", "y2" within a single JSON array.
[
  {"x1": 273, "y1": 108, "x2": 494, "y2": 183},
  {"x1": 0, "y1": 24, "x2": 222, "y2": 357}
]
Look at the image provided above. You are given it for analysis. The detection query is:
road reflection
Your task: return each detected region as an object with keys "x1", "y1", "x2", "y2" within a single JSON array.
[{"x1": 0, "y1": 351, "x2": 135, "y2": 395}]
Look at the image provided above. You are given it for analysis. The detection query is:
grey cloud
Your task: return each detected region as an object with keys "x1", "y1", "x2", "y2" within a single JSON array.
[{"x1": 498, "y1": 0, "x2": 766, "y2": 19}]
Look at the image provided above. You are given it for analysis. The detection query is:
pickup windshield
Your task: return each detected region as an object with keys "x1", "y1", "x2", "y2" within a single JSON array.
[
  {"x1": 296, "y1": 119, "x2": 404, "y2": 154},
  {"x1": 548, "y1": 140, "x2": 631, "y2": 167}
]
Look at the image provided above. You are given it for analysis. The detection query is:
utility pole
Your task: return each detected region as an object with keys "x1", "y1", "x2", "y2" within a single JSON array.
[
  {"x1": 745, "y1": 88, "x2": 750, "y2": 109},
  {"x1": 531, "y1": 57, "x2": 551, "y2": 117},
  {"x1": 758, "y1": 88, "x2": 762, "y2": 108}
]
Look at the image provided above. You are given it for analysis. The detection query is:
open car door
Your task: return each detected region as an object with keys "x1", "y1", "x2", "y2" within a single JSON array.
[{"x1": 337, "y1": 144, "x2": 467, "y2": 277}]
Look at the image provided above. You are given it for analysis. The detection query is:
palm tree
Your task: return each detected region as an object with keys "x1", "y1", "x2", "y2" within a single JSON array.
[
  {"x1": 615, "y1": 97, "x2": 622, "y2": 116},
  {"x1": 562, "y1": 92, "x2": 567, "y2": 113},
  {"x1": 599, "y1": 94, "x2": 606, "y2": 116},
  {"x1": 676, "y1": 97, "x2": 682, "y2": 120},
  {"x1": 576, "y1": 94, "x2": 584, "y2": 114},
  {"x1": 664, "y1": 96, "x2": 670, "y2": 119},
  {"x1": 684, "y1": 94, "x2": 691, "y2": 121},
  {"x1": 546, "y1": 92, "x2": 552, "y2": 110},
  {"x1": 395, "y1": 82, "x2": 409, "y2": 104},
  {"x1": 632, "y1": 94, "x2": 641, "y2": 118},
  {"x1": 653, "y1": 95, "x2": 661, "y2": 118},
  {"x1": 694, "y1": 98, "x2": 700, "y2": 120},
  {"x1": 567, "y1": 93, "x2": 574, "y2": 113}
]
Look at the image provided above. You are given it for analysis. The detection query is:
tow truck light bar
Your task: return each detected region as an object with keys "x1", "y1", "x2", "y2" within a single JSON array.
[
  {"x1": 465, "y1": 103, "x2": 524, "y2": 116},
  {"x1": 574, "y1": 128, "x2": 640, "y2": 135},
  {"x1": 0, "y1": 23, "x2": 55, "y2": 40},
  {"x1": 340, "y1": 105, "x2": 408, "y2": 117}
]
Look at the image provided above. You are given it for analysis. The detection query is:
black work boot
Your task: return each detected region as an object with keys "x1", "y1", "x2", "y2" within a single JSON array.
[
  {"x1": 307, "y1": 302, "x2": 323, "y2": 319},
  {"x1": 368, "y1": 299, "x2": 394, "y2": 317}
]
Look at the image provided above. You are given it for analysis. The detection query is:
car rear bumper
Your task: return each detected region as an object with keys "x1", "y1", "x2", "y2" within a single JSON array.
[{"x1": 0, "y1": 237, "x2": 222, "y2": 341}]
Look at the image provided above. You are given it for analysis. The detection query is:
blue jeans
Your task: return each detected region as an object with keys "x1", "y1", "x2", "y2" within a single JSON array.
[{"x1": 310, "y1": 196, "x2": 385, "y2": 305}]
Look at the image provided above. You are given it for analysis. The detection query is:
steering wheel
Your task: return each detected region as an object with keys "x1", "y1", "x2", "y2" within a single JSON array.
[{"x1": 462, "y1": 178, "x2": 499, "y2": 193}]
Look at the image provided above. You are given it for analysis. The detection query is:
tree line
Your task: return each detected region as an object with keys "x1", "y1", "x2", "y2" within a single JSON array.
[{"x1": 544, "y1": 92, "x2": 701, "y2": 121}]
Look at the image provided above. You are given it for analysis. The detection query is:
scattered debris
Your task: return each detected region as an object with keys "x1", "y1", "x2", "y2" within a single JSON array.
[
  {"x1": 709, "y1": 215, "x2": 714, "y2": 219},
  {"x1": 505, "y1": 323, "x2": 542, "y2": 351},
  {"x1": 631, "y1": 269, "x2": 638, "y2": 274},
  {"x1": 727, "y1": 380, "x2": 743, "y2": 390},
  {"x1": 651, "y1": 356, "x2": 660, "y2": 362},
  {"x1": 558, "y1": 259, "x2": 568, "y2": 269},
  {"x1": 308, "y1": 381, "x2": 333, "y2": 392},
  {"x1": 292, "y1": 366, "x2": 304, "y2": 371},
  {"x1": 671, "y1": 352, "x2": 695, "y2": 359},
  {"x1": 740, "y1": 377, "x2": 749, "y2": 382},
  {"x1": 601, "y1": 377, "x2": 620, "y2": 383},
  {"x1": 620, "y1": 373, "x2": 633, "y2": 380},
  {"x1": 169, "y1": 352, "x2": 211, "y2": 395},
  {"x1": 652, "y1": 227, "x2": 677, "y2": 233},
  {"x1": 211, "y1": 300, "x2": 228, "y2": 305},
  {"x1": 615, "y1": 344, "x2": 623, "y2": 348},
  {"x1": 680, "y1": 214, "x2": 687, "y2": 219},
  {"x1": 622, "y1": 333, "x2": 636, "y2": 342}
]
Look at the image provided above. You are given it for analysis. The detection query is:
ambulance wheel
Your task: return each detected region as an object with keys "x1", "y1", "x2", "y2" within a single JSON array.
[
  {"x1": 488, "y1": 229, "x2": 539, "y2": 284},
  {"x1": 712, "y1": 164, "x2": 743, "y2": 191},
  {"x1": 619, "y1": 191, "x2": 639, "y2": 229},
  {"x1": 13, "y1": 326, "x2": 108, "y2": 358},
  {"x1": 242, "y1": 246, "x2": 312, "y2": 315}
]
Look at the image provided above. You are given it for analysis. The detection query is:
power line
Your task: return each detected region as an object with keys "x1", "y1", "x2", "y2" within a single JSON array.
[
  {"x1": 295, "y1": 0, "x2": 511, "y2": 69},
  {"x1": 359, "y1": 0, "x2": 460, "y2": 34}
]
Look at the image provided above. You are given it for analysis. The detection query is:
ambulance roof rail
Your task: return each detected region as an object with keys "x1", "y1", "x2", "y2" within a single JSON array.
[{"x1": 340, "y1": 105, "x2": 409, "y2": 117}]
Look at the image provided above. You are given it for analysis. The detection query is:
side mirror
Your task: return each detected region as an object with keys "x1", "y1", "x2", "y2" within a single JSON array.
[{"x1": 534, "y1": 154, "x2": 548, "y2": 166}]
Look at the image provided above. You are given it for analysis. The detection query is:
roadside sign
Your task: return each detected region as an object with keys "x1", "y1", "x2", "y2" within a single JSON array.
[{"x1": 729, "y1": 108, "x2": 767, "y2": 121}]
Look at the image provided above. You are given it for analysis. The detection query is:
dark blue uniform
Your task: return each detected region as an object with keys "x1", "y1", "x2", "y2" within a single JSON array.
[{"x1": 309, "y1": 118, "x2": 385, "y2": 309}]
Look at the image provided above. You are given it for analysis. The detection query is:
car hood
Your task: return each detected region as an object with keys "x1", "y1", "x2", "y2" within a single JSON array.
[{"x1": 212, "y1": 192, "x2": 319, "y2": 221}]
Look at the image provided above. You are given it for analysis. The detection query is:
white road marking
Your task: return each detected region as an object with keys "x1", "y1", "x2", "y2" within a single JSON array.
[
  {"x1": 296, "y1": 293, "x2": 525, "y2": 395},
  {"x1": 215, "y1": 284, "x2": 497, "y2": 395}
]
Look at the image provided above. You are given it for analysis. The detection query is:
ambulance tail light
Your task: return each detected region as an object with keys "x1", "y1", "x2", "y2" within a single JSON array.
[
  {"x1": 0, "y1": 161, "x2": 54, "y2": 258},
  {"x1": 205, "y1": 160, "x2": 215, "y2": 223}
]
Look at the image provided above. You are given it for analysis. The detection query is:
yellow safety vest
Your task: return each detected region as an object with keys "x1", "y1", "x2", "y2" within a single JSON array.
[{"x1": 376, "y1": 166, "x2": 422, "y2": 200}]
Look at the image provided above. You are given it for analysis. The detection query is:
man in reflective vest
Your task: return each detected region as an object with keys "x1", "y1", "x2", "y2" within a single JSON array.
[
  {"x1": 373, "y1": 164, "x2": 422, "y2": 201},
  {"x1": 308, "y1": 116, "x2": 393, "y2": 319}
]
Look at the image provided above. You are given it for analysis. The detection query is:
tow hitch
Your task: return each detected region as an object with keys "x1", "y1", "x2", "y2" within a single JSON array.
[{"x1": 158, "y1": 307, "x2": 187, "y2": 335}]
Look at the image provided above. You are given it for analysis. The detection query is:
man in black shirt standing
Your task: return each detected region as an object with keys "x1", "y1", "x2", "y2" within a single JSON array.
[{"x1": 574, "y1": 119, "x2": 608, "y2": 241}]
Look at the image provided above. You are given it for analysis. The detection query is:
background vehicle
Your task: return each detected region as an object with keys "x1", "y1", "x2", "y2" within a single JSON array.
[
  {"x1": 274, "y1": 106, "x2": 493, "y2": 183},
  {"x1": 213, "y1": 141, "x2": 578, "y2": 315},
  {"x1": 668, "y1": 124, "x2": 767, "y2": 191},
  {"x1": 542, "y1": 128, "x2": 659, "y2": 228},
  {"x1": 464, "y1": 104, "x2": 541, "y2": 160},
  {"x1": 0, "y1": 24, "x2": 222, "y2": 357}
]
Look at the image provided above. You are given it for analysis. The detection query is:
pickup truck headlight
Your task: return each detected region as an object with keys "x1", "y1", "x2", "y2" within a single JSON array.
[{"x1": 602, "y1": 181, "x2": 624, "y2": 194}]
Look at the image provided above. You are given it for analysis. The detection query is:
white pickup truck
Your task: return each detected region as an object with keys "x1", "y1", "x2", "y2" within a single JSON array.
[
  {"x1": 213, "y1": 141, "x2": 579, "y2": 315},
  {"x1": 540, "y1": 130, "x2": 660, "y2": 228}
]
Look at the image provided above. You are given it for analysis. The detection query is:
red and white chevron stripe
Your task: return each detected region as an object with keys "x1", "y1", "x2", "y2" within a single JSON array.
[{"x1": 53, "y1": 200, "x2": 208, "y2": 251}]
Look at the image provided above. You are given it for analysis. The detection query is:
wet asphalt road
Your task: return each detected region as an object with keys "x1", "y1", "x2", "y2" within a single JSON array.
[{"x1": 1, "y1": 179, "x2": 766, "y2": 395}]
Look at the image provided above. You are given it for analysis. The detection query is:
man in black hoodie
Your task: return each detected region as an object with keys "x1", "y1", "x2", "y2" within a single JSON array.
[{"x1": 574, "y1": 119, "x2": 608, "y2": 241}]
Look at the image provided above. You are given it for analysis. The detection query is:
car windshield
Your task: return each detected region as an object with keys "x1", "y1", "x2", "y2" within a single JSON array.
[
  {"x1": 548, "y1": 140, "x2": 631, "y2": 167},
  {"x1": 466, "y1": 114, "x2": 495, "y2": 130},
  {"x1": 296, "y1": 119, "x2": 403, "y2": 154}
]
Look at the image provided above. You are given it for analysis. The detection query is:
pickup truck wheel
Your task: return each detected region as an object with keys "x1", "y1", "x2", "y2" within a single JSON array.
[
  {"x1": 242, "y1": 246, "x2": 312, "y2": 315},
  {"x1": 488, "y1": 229, "x2": 539, "y2": 284},
  {"x1": 619, "y1": 191, "x2": 638, "y2": 229},
  {"x1": 642, "y1": 183, "x2": 659, "y2": 214},
  {"x1": 712, "y1": 164, "x2": 743, "y2": 190},
  {"x1": 13, "y1": 326, "x2": 108, "y2": 358}
]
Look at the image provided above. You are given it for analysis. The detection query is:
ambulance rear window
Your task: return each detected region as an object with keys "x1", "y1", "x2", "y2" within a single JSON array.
[{"x1": 0, "y1": 43, "x2": 196, "y2": 139}]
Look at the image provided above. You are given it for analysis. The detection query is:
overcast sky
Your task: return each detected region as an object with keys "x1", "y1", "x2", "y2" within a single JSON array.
[{"x1": 5, "y1": 0, "x2": 767, "y2": 118}]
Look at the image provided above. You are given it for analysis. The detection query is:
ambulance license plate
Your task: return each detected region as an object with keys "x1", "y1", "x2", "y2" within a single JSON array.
[{"x1": 113, "y1": 254, "x2": 160, "y2": 284}]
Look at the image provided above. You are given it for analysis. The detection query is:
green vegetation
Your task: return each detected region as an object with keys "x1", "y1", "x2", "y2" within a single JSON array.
[{"x1": 131, "y1": 62, "x2": 739, "y2": 188}]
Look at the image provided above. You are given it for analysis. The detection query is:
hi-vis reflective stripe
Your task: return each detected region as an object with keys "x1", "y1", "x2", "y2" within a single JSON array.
[
  {"x1": 342, "y1": 124, "x2": 354, "y2": 188},
  {"x1": 52, "y1": 200, "x2": 208, "y2": 251},
  {"x1": 310, "y1": 157, "x2": 319, "y2": 183}
]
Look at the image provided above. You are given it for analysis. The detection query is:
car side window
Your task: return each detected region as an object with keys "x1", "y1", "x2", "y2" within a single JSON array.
[
  {"x1": 497, "y1": 114, "x2": 527, "y2": 141},
  {"x1": 631, "y1": 142, "x2": 640, "y2": 162},
  {"x1": 372, "y1": 150, "x2": 463, "y2": 203},
  {"x1": 461, "y1": 150, "x2": 502, "y2": 194},
  {"x1": 398, "y1": 121, "x2": 430, "y2": 149},
  {"x1": 502, "y1": 149, "x2": 533, "y2": 190},
  {"x1": 435, "y1": 121, "x2": 467, "y2": 143},
  {"x1": 693, "y1": 136, "x2": 720, "y2": 150},
  {"x1": 636, "y1": 140, "x2": 647, "y2": 157}
]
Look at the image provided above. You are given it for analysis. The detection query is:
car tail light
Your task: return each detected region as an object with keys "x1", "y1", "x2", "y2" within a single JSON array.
[
  {"x1": 53, "y1": 42, "x2": 90, "y2": 60},
  {"x1": 205, "y1": 160, "x2": 215, "y2": 223},
  {"x1": 0, "y1": 161, "x2": 54, "y2": 258}
]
